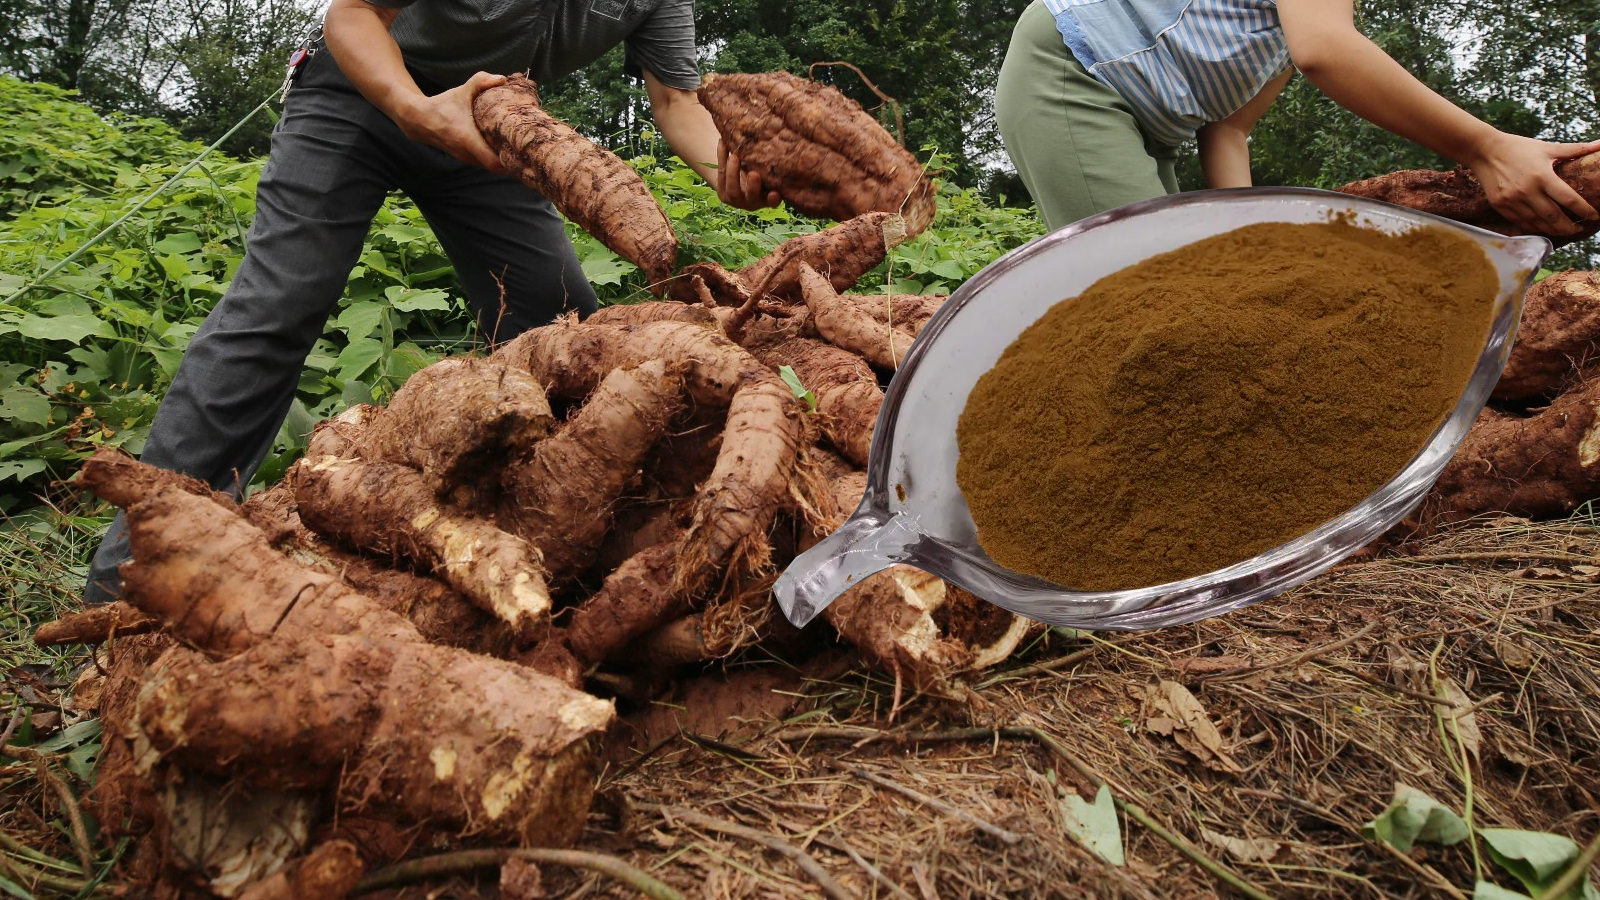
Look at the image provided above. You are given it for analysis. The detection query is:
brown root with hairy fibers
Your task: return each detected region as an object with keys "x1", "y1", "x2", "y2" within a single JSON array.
[
  {"x1": 1336, "y1": 151, "x2": 1600, "y2": 244},
  {"x1": 132, "y1": 630, "x2": 614, "y2": 845},
  {"x1": 474, "y1": 75, "x2": 677, "y2": 286},
  {"x1": 737, "y1": 213, "x2": 908, "y2": 303},
  {"x1": 848, "y1": 292, "x2": 947, "y2": 337},
  {"x1": 499, "y1": 359, "x2": 687, "y2": 581},
  {"x1": 306, "y1": 403, "x2": 379, "y2": 460},
  {"x1": 697, "y1": 71, "x2": 938, "y2": 236},
  {"x1": 33, "y1": 601, "x2": 157, "y2": 646},
  {"x1": 799, "y1": 262, "x2": 917, "y2": 370},
  {"x1": 1426, "y1": 376, "x2": 1600, "y2": 523},
  {"x1": 292, "y1": 456, "x2": 552, "y2": 641},
  {"x1": 81, "y1": 474, "x2": 419, "y2": 657},
  {"x1": 1495, "y1": 270, "x2": 1600, "y2": 401},
  {"x1": 588, "y1": 301, "x2": 721, "y2": 329},
  {"x1": 754, "y1": 336, "x2": 882, "y2": 466},
  {"x1": 355, "y1": 356, "x2": 554, "y2": 484}
]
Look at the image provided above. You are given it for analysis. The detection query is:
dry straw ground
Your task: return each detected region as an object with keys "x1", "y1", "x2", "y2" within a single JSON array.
[{"x1": 3, "y1": 513, "x2": 1598, "y2": 898}]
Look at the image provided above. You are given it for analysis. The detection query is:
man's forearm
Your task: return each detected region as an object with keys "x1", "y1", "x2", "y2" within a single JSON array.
[
  {"x1": 648, "y1": 90, "x2": 721, "y2": 185},
  {"x1": 323, "y1": 0, "x2": 425, "y2": 130}
]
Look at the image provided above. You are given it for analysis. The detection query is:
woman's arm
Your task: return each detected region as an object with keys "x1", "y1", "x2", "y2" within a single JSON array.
[
  {"x1": 1197, "y1": 68, "x2": 1293, "y2": 189},
  {"x1": 643, "y1": 68, "x2": 780, "y2": 211},
  {"x1": 323, "y1": 0, "x2": 504, "y2": 172},
  {"x1": 1276, "y1": 0, "x2": 1600, "y2": 235}
]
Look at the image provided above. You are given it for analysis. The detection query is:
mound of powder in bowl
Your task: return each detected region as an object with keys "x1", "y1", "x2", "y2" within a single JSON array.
[{"x1": 955, "y1": 220, "x2": 1498, "y2": 591}]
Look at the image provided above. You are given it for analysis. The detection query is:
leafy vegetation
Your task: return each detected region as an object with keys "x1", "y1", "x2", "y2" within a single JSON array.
[{"x1": 0, "y1": 76, "x2": 1041, "y2": 514}]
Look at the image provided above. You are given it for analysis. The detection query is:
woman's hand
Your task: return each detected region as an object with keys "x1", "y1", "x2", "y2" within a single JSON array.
[
  {"x1": 397, "y1": 72, "x2": 508, "y2": 174},
  {"x1": 716, "y1": 140, "x2": 782, "y2": 211},
  {"x1": 1463, "y1": 133, "x2": 1600, "y2": 236}
]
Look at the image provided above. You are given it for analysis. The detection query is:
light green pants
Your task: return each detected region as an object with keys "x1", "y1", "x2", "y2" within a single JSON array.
[{"x1": 996, "y1": 0, "x2": 1182, "y2": 231}]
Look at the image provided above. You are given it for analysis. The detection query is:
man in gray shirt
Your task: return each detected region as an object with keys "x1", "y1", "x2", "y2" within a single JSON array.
[{"x1": 83, "y1": 0, "x2": 775, "y2": 602}]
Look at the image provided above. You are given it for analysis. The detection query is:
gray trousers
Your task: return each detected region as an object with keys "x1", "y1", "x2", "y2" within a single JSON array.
[{"x1": 84, "y1": 48, "x2": 597, "y2": 603}]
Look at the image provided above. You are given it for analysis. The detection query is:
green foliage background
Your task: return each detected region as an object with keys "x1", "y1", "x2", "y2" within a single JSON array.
[{"x1": 0, "y1": 75, "x2": 1042, "y2": 514}]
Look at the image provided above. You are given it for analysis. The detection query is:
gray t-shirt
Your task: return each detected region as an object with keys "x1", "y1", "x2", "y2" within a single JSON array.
[{"x1": 363, "y1": 0, "x2": 701, "y2": 92}]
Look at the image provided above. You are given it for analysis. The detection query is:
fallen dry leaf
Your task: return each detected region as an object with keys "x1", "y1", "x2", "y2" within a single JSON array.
[
  {"x1": 1201, "y1": 828, "x2": 1282, "y2": 863},
  {"x1": 1144, "y1": 680, "x2": 1243, "y2": 773},
  {"x1": 1438, "y1": 676, "x2": 1483, "y2": 763}
]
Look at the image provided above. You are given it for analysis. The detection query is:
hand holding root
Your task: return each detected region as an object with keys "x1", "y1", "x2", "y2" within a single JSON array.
[
  {"x1": 1465, "y1": 133, "x2": 1600, "y2": 236},
  {"x1": 399, "y1": 71, "x2": 508, "y2": 173}
]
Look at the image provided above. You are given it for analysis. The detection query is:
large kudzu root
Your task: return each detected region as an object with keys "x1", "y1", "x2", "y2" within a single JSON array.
[
  {"x1": 738, "y1": 213, "x2": 908, "y2": 302},
  {"x1": 306, "y1": 403, "x2": 378, "y2": 460},
  {"x1": 1495, "y1": 271, "x2": 1600, "y2": 401},
  {"x1": 356, "y1": 356, "x2": 554, "y2": 484},
  {"x1": 848, "y1": 292, "x2": 947, "y2": 337},
  {"x1": 133, "y1": 630, "x2": 613, "y2": 846},
  {"x1": 475, "y1": 75, "x2": 677, "y2": 286},
  {"x1": 588, "y1": 301, "x2": 721, "y2": 329},
  {"x1": 1337, "y1": 150, "x2": 1600, "y2": 244},
  {"x1": 1427, "y1": 376, "x2": 1600, "y2": 522},
  {"x1": 800, "y1": 262, "x2": 917, "y2": 370},
  {"x1": 698, "y1": 71, "x2": 938, "y2": 236},
  {"x1": 292, "y1": 456, "x2": 552, "y2": 641},
  {"x1": 500, "y1": 317, "x2": 805, "y2": 585},
  {"x1": 755, "y1": 337, "x2": 882, "y2": 467},
  {"x1": 568, "y1": 540, "x2": 689, "y2": 663},
  {"x1": 499, "y1": 359, "x2": 686, "y2": 581}
]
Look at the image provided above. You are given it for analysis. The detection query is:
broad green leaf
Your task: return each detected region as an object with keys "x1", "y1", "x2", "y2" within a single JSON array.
[
  {"x1": 929, "y1": 259, "x2": 967, "y2": 280},
  {"x1": 1473, "y1": 882, "x2": 1531, "y2": 900},
  {"x1": 580, "y1": 251, "x2": 636, "y2": 287},
  {"x1": 67, "y1": 344, "x2": 114, "y2": 380},
  {"x1": 279, "y1": 399, "x2": 318, "y2": 450},
  {"x1": 1060, "y1": 784, "x2": 1123, "y2": 865},
  {"x1": 336, "y1": 337, "x2": 384, "y2": 381},
  {"x1": 16, "y1": 312, "x2": 110, "y2": 342},
  {"x1": 0, "y1": 386, "x2": 52, "y2": 426},
  {"x1": 0, "y1": 459, "x2": 47, "y2": 482},
  {"x1": 157, "y1": 253, "x2": 192, "y2": 280},
  {"x1": 384, "y1": 286, "x2": 451, "y2": 312},
  {"x1": 1362, "y1": 784, "x2": 1468, "y2": 852},
  {"x1": 153, "y1": 232, "x2": 202, "y2": 254},
  {"x1": 33, "y1": 718, "x2": 101, "y2": 752},
  {"x1": 0, "y1": 272, "x2": 24, "y2": 293},
  {"x1": 1479, "y1": 828, "x2": 1597, "y2": 899},
  {"x1": 335, "y1": 301, "x2": 385, "y2": 340},
  {"x1": 777, "y1": 365, "x2": 816, "y2": 411}
]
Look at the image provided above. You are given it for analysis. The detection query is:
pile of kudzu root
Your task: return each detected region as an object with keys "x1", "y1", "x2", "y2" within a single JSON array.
[{"x1": 31, "y1": 67, "x2": 1600, "y2": 898}]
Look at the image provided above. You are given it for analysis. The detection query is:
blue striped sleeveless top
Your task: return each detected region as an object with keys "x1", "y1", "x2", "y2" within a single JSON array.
[{"x1": 1041, "y1": 0, "x2": 1291, "y2": 146}]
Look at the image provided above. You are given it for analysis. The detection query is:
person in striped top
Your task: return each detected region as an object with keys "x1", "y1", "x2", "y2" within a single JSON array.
[{"x1": 996, "y1": 0, "x2": 1600, "y2": 234}]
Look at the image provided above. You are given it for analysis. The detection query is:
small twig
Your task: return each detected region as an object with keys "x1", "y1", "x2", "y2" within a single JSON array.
[
  {"x1": 0, "y1": 713, "x2": 21, "y2": 750},
  {"x1": 1543, "y1": 826, "x2": 1600, "y2": 900},
  {"x1": 1328, "y1": 662, "x2": 1455, "y2": 706},
  {"x1": 807, "y1": 61, "x2": 905, "y2": 145},
  {"x1": 353, "y1": 847, "x2": 684, "y2": 899},
  {"x1": 1446, "y1": 691, "x2": 1504, "y2": 720},
  {"x1": 819, "y1": 827, "x2": 916, "y2": 900},
  {"x1": 645, "y1": 803, "x2": 854, "y2": 900},
  {"x1": 834, "y1": 761, "x2": 1022, "y2": 845},
  {"x1": 1200, "y1": 622, "x2": 1380, "y2": 682},
  {"x1": 725, "y1": 243, "x2": 805, "y2": 339}
]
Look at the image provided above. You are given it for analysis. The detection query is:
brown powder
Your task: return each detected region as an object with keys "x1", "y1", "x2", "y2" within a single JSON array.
[{"x1": 955, "y1": 220, "x2": 1498, "y2": 591}]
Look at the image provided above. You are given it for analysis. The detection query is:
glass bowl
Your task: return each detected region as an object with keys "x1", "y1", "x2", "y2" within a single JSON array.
[{"x1": 773, "y1": 186, "x2": 1551, "y2": 630}]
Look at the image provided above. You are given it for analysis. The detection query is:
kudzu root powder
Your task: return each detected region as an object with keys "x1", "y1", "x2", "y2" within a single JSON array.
[{"x1": 955, "y1": 220, "x2": 1498, "y2": 591}]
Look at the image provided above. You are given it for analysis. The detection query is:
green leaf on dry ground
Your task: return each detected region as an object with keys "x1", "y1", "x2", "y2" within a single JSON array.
[
  {"x1": 1479, "y1": 828, "x2": 1600, "y2": 900},
  {"x1": 1362, "y1": 784, "x2": 1469, "y2": 853},
  {"x1": 1060, "y1": 783, "x2": 1123, "y2": 866}
]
